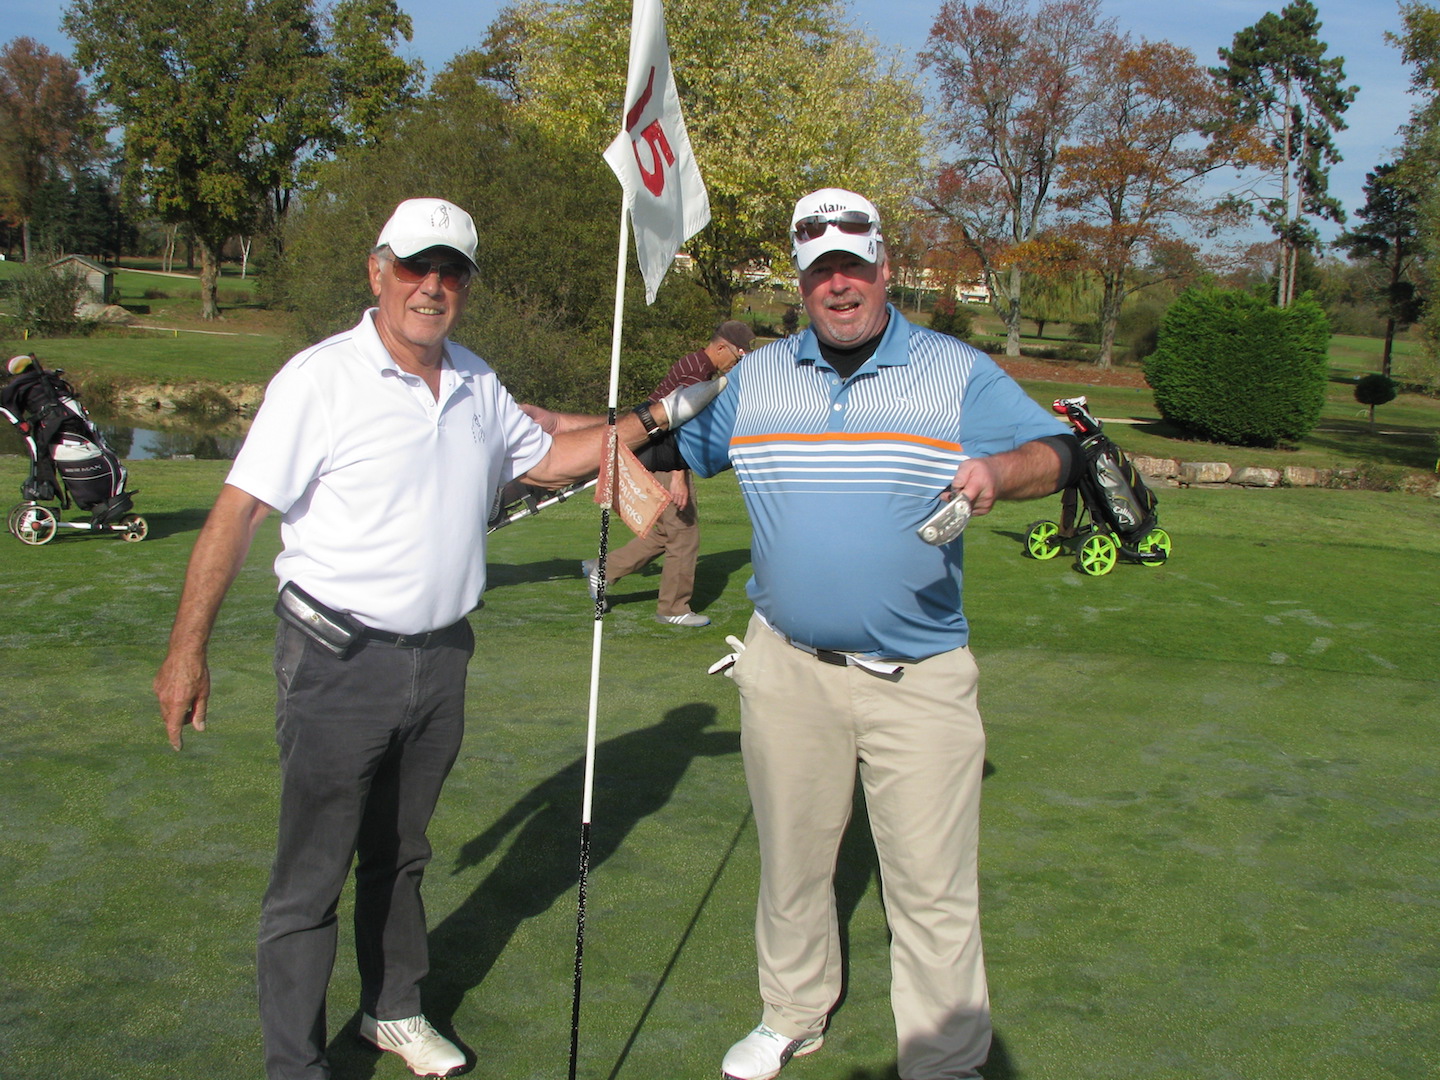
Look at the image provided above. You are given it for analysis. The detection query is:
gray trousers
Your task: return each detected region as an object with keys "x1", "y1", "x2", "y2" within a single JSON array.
[
  {"x1": 258, "y1": 619, "x2": 473, "y2": 1080},
  {"x1": 731, "y1": 614, "x2": 990, "y2": 1080}
]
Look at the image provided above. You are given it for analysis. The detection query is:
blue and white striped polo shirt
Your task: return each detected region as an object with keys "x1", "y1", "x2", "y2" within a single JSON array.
[{"x1": 677, "y1": 306, "x2": 1066, "y2": 660}]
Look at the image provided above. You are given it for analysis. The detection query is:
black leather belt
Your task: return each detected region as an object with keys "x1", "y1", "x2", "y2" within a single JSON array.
[{"x1": 363, "y1": 621, "x2": 464, "y2": 649}]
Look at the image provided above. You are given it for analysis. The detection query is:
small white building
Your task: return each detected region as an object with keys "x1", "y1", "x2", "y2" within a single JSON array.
[{"x1": 48, "y1": 255, "x2": 114, "y2": 305}]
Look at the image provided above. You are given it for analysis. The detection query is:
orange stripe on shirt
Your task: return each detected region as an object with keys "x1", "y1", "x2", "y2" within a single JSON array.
[{"x1": 730, "y1": 431, "x2": 964, "y2": 453}]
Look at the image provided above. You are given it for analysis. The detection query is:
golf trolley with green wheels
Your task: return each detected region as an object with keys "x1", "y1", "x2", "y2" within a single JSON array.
[{"x1": 1024, "y1": 396, "x2": 1170, "y2": 576}]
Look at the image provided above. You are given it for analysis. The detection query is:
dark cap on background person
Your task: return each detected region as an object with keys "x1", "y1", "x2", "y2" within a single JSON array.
[{"x1": 716, "y1": 320, "x2": 755, "y2": 352}]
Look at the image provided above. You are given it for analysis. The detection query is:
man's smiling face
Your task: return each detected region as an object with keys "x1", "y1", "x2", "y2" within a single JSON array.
[
  {"x1": 799, "y1": 248, "x2": 891, "y2": 348},
  {"x1": 368, "y1": 245, "x2": 469, "y2": 362}
]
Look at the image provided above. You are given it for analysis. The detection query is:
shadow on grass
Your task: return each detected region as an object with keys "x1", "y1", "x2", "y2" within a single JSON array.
[
  {"x1": 321, "y1": 704, "x2": 741, "y2": 1076},
  {"x1": 694, "y1": 547, "x2": 754, "y2": 609},
  {"x1": 833, "y1": 1030, "x2": 1015, "y2": 1079},
  {"x1": 582, "y1": 546, "x2": 754, "y2": 615},
  {"x1": 1305, "y1": 420, "x2": 1437, "y2": 470},
  {"x1": 128, "y1": 507, "x2": 210, "y2": 541},
  {"x1": 484, "y1": 556, "x2": 590, "y2": 590},
  {"x1": 5, "y1": 505, "x2": 208, "y2": 544}
]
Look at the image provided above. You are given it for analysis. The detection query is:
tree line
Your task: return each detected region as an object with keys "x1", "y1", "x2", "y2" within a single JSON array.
[{"x1": 1, "y1": 0, "x2": 1438, "y2": 387}]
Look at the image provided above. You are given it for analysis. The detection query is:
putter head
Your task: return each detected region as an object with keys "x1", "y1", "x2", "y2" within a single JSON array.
[{"x1": 917, "y1": 492, "x2": 972, "y2": 545}]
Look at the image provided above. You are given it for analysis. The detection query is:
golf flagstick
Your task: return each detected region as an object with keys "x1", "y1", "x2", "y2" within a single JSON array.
[
  {"x1": 568, "y1": 207, "x2": 629, "y2": 1080},
  {"x1": 572, "y1": 0, "x2": 710, "y2": 1073}
]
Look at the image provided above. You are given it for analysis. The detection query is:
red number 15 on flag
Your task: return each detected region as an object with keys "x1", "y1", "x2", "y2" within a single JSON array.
[{"x1": 624, "y1": 67, "x2": 675, "y2": 197}]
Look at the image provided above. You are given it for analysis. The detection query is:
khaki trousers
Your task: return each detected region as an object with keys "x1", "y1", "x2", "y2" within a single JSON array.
[
  {"x1": 731, "y1": 614, "x2": 990, "y2": 1080},
  {"x1": 605, "y1": 471, "x2": 700, "y2": 616}
]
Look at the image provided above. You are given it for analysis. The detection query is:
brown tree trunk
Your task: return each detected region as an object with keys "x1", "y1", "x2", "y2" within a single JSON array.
[
  {"x1": 1003, "y1": 265, "x2": 1022, "y2": 356},
  {"x1": 197, "y1": 236, "x2": 222, "y2": 320}
]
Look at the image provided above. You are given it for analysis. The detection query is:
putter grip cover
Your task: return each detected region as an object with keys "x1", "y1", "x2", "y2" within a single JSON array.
[{"x1": 658, "y1": 375, "x2": 727, "y2": 429}]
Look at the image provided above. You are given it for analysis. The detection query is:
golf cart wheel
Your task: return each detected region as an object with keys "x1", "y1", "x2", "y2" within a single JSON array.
[
  {"x1": 120, "y1": 514, "x2": 149, "y2": 542},
  {"x1": 7, "y1": 502, "x2": 29, "y2": 538},
  {"x1": 1076, "y1": 532, "x2": 1117, "y2": 576},
  {"x1": 16, "y1": 504, "x2": 58, "y2": 546},
  {"x1": 1025, "y1": 520, "x2": 1063, "y2": 560},
  {"x1": 1136, "y1": 527, "x2": 1171, "y2": 566}
]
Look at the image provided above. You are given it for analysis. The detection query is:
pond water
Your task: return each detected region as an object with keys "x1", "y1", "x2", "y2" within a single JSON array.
[{"x1": 1, "y1": 410, "x2": 247, "y2": 462}]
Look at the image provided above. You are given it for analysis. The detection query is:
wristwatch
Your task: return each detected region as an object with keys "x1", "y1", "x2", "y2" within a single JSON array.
[{"x1": 633, "y1": 400, "x2": 663, "y2": 439}]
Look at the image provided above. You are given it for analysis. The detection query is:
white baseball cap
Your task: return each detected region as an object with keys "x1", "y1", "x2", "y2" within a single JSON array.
[
  {"x1": 375, "y1": 198, "x2": 479, "y2": 270},
  {"x1": 790, "y1": 188, "x2": 883, "y2": 271}
]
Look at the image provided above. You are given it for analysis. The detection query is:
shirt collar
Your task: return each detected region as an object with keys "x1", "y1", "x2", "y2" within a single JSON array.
[
  {"x1": 795, "y1": 304, "x2": 913, "y2": 374},
  {"x1": 356, "y1": 308, "x2": 469, "y2": 381}
]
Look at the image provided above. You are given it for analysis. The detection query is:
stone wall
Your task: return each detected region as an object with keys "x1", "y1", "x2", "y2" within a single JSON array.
[{"x1": 1130, "y1": 454, "x2": 1439, "y2": 496}]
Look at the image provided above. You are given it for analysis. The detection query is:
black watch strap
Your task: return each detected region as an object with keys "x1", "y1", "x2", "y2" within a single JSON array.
[{"x1": 634, "y1": 400, "x2": 662, "y2": 437}]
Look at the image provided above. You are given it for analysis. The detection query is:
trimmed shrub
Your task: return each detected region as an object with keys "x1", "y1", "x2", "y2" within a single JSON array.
[
  {"x1": 13, "y1": 262, "x2": 92, "y2": 335},
  {"x1": 1354, "y1": 373, "x2": 1398, "y2": 408},
  {"x1": 1354, "y1": 372, "x2": 1398, "y2": 424},
  {"x1": 1144, "y1": 288, "x2": 1329, "y2": 447}
]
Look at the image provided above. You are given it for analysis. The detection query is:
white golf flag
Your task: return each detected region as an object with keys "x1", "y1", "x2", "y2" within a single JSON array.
[{"x1": 602, "y1": 0, "x2": 710, "y2": 303}]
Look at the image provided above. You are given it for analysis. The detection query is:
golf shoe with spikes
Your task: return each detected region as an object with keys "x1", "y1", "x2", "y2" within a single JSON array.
[
  {"x1": 359, "y1": 1014, "x2": 467, "y2": 1077},
  {"x1": 721, "y1": 1022, "x2": 823, "y2": 1080}
]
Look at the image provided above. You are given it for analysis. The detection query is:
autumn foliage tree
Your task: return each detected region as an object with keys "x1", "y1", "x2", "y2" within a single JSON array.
[
  {"x1": 0, "y1": 38, "x2": 102, "y2": 263},
  {"x1": 482, "y1": 0, "x2": 925, "y2": 314},
  {"x1": 921, "y1": 0, "x2": 1113, "y2": 356},
  {"x1": 1055, "y1": 39, "x2": 1261, "y2": 367}
]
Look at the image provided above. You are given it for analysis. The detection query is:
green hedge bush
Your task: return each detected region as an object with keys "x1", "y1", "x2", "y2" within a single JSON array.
[{"x1": 1144, "y1": 288, "x2": 1329, "y2": 447}]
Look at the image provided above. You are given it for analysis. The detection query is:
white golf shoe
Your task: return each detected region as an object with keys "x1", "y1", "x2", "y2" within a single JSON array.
[
  {"x1": 721, "y1": 1022, "x2": 823, "y2": 1080},
  {"x1": 656, "y1": 611, "x2": 711, "y2": 627},
  {"x1": 359, "y1": 1013, "x2": 467, "y2": 1077}
]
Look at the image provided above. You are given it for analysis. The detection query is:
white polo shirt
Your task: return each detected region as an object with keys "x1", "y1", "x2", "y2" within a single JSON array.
[{"x1": 227, "y1": 309, "x2": 551, "y2": 634}]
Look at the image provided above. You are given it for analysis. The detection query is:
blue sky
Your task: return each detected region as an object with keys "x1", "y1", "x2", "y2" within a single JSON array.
[{"x1": 8, "y1": 0, "x2": 1421, "y2": 241}]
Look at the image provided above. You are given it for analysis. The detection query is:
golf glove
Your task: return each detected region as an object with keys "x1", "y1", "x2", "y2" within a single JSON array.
[
  {"x1": 707, "y1": 635, "x2": 747, "y2": 677},
  {"x1": 659, "y1": 375, "x2": 728, "y2": 430}
]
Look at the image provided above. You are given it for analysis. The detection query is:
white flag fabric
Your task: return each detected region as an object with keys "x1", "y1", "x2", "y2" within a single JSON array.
[{"x1": 602, "y1": 0, "x2": 710, "y2": 304}]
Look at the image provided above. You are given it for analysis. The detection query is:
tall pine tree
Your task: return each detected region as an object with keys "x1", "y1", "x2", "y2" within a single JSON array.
[{"x1": 1214, "y1": 0, "x2": 1355, "y2": 307}]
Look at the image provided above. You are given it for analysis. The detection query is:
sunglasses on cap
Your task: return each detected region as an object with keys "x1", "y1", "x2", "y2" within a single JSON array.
[
  {"x1": 792, "y1": 211, "x2": 877, "y2": 243},
  {"x1": 388, "y1": 253, "x2": 473, "y2": 291}
]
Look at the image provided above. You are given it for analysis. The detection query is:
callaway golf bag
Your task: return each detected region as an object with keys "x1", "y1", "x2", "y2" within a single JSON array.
[{"x1": 1024, "y1": 396, "x2": 1169, "y2": 575}]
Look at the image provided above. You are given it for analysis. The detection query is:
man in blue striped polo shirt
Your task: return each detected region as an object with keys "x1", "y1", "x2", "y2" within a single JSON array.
[{"x1": 677, "y1": 189, "x2": 1080, "y2": 1080}]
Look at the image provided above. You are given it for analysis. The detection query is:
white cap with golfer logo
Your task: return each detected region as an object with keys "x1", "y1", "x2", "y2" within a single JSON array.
[
  {"x1": 376, "y1": 198, "x2": 480, "y2": 271},
  {"x1": 791, "y1": 188, "x2": 883, "y2": 271}
]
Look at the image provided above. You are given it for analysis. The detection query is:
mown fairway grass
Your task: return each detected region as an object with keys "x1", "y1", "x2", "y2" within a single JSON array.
[{"x1": 0, "y1": 454, "x2": 1436, "y2": 1080}]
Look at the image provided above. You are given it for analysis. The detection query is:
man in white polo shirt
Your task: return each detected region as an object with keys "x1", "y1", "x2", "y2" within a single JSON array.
[{"x1": 153, "y1": 198, "x2": 721, "y2": 1080}]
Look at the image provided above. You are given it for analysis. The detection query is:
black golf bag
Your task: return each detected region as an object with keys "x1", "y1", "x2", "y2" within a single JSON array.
[
  {"x1": 1058, "y1": 397, "x2": 1158, "y2": 547},
  {"x1": 1, "y1": 361, "x2": 136, "y2": 525},
  {"x1": 1024, "y1": 396, "x2": 1169, "y2": 575}
]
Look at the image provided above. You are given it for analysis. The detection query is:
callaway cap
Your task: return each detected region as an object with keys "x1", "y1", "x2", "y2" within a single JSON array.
[
  {"x1": 790, "y1": 188, "x2": 883, "y2": 271},
  {"x1": 376, "y1": 198, "x2": 480, "y2": 271}
]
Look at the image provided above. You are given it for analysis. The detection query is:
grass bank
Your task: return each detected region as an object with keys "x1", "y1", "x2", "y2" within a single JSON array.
[{"x1": 1, "y1": 457, "x2": 1436, "y2": 1080}]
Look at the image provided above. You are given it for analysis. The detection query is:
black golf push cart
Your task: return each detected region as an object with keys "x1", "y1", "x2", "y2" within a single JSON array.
[
  {"x1": 1024, "y1": 396, "x2": 1171, "y2": 576},
  {"x1": 2, "y1": 355, "x2": 148, "y2": 546}
]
